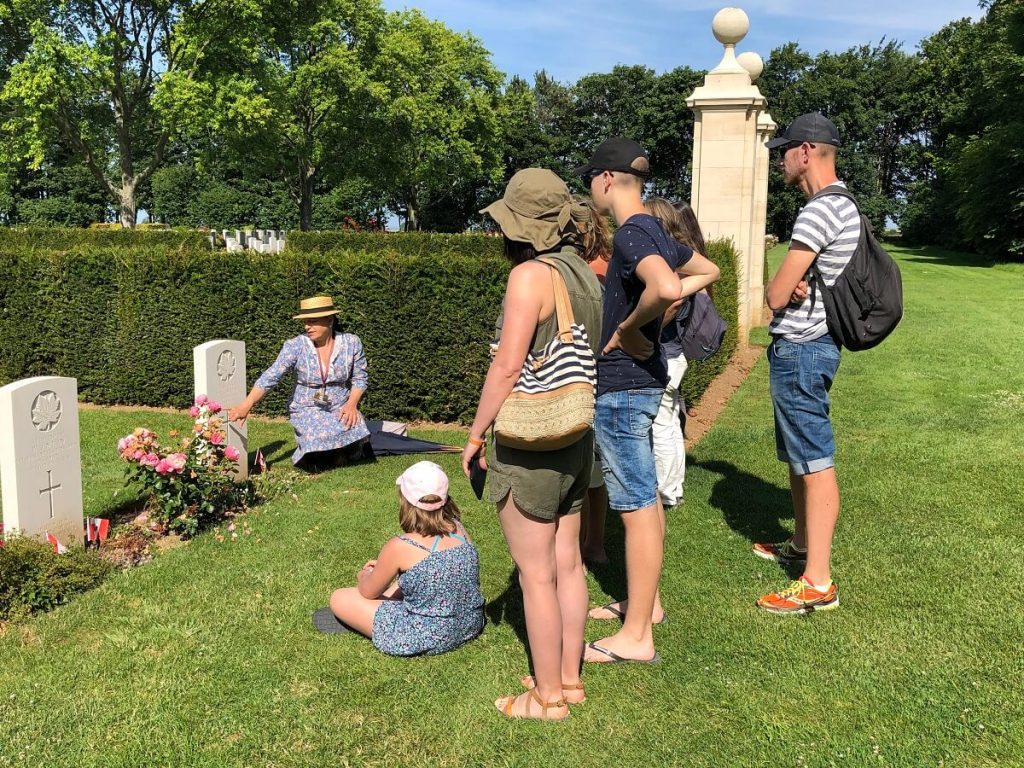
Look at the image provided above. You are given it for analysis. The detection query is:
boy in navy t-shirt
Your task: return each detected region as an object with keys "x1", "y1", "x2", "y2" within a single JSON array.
[{"x1": 576, "y1": 138, "x2": 684, "y2": 665}]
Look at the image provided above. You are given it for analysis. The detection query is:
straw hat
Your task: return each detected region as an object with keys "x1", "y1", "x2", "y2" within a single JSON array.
[
  {"x1": 480, "y1": 168, "x2": 587, "y2": 252},
  {"x1": 293, "y1": 296, "x2": 341, "y2": 320}
]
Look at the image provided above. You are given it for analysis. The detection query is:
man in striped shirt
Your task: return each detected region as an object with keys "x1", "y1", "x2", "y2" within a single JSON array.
[{"x1": 755, "y1": 113, "x2": 859, "y2": 614}]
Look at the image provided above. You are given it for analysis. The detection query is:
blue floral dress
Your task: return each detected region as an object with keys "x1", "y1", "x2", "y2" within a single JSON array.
[
  {"x1": 254, "y1": 333, "x2": 370, "y2": 464},
  {"x1": 372, "y1": 533, "x2": 485, "y2": 656}
]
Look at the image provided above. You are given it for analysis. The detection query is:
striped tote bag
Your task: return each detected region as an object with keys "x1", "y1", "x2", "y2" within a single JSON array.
[{"x1": 493, "y1": 258, "x2": 597, "y2": 451}]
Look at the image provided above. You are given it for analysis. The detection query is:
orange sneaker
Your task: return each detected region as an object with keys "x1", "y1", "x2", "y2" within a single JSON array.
[
  {"x1": 752, "y1": 538, "x2": 806, "y2": 564},
  {"x1": 757, "y1": 577, "x2": 839, "y2": 615}
]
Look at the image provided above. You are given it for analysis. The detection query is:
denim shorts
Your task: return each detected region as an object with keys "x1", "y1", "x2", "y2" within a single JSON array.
[
  {"x1": 594, "y1": 388, "x2": 663, "y2": 511},
  {"x1": 768, "y1": 335, "x2": 841, "y2": 476}
]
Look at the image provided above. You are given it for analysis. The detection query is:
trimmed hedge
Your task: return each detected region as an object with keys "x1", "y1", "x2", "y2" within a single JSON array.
[
  {"x1": 0, "y1": 234, "x2": 738, "y2": 423},
  {"x1": 0, "y1": 244, "x2": 508, "y2": 422},
  {"x1": 0, "y1": 227, "x2": 210, "y2": 251},
  {"x1": 680, "y1": 238, "x2": 740, "y2": 409},
  {"x1": 287, "y1": 230, "x2": 503, "y2": 259}
]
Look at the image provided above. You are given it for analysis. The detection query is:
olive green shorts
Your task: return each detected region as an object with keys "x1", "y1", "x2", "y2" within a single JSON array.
[{"x1": 487, "y1": 431, "x2": 594, "y2": 521}]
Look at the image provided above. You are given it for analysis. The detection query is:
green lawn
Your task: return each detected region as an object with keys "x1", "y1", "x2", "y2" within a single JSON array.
[{"x1": 1, "y1": 244, "x2": 1022, "y2": 767}]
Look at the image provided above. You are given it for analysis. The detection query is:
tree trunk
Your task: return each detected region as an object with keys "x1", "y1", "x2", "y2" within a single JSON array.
[
  {"x1": 119, "y1": 179, "x2": 137, "y2": 228},
  {"x1": 299, "y1": 167, "x2": 315, "y2": 231},
  {"x1": 404, "y1": 194, "x2": 419, "y2": 231}
]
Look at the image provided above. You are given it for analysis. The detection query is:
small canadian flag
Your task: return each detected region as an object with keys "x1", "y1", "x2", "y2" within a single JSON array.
[
  {"x1": 254, "y1": 448, "x2": 268, "y2": 475},
  {"x1": 85, "y1": 517, "x2": 110, "y2": 546},
  {"x1": 46, "y1": 531, "x2": 67, "y2": 554}
]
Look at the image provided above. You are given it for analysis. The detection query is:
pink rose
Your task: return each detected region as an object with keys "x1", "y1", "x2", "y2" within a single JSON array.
[
  {"x1": 166, "y1": 453, "x2": 187, "y2": 472},
  {"x1": 117, "y1": 435, "x2": 133, "y2": 453},
  {"x1": 141, "y1": 452, "x2": 160, "y2": 467},
  {"x1": 196, "y1": 395, "x2": 209, "y2": 406},
  {"x1": 207, "y1": 400, "x2": 222, "y2": 414},
  {"x1": 154, "y1": 459, "x2": 173, "y2": 475},
  {"x1": 209, "y1": 432, "x2": 224, "y2": 445},
  {"x1": 132, "y1": 449, "x2": 145, "y2": 460},
  {"x1": 224, "y1": 445, "x2": 240, "y2": 461},
  {"x1": 188, "y1": 406, "x2": 200, "y2": 418}
]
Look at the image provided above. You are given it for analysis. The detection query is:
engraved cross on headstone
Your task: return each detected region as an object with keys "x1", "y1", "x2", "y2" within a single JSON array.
[{"x1": 39, "y1": 470, "x2": 61, "y2": 519}]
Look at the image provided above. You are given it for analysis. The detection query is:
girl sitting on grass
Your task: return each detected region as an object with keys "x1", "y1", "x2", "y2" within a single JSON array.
[{"x1": 314, "y1": 461, "x2": 485, "y2": 656}]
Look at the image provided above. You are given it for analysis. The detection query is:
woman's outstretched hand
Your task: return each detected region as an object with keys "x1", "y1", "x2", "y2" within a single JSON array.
[{"x1": 227, "y1": 405, "x2": 250, "y2": 426}]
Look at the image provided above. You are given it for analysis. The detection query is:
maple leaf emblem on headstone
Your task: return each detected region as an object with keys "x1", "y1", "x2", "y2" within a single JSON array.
[
  {"x1": 217, "y1": 350, "x2": 236, "y2": 381},
  {"x1": 31, "y1": 391, "x2": 62, "y2": 432}
]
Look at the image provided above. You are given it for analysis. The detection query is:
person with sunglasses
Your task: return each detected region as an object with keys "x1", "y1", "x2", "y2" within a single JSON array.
[{"x1": 756, "y1": 113, "x2": 860, "y2": 614}]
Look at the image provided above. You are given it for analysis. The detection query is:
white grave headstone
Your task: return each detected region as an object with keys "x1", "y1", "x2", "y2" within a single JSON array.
[
  {"x1": 193, "y1": 341, "x2": 248, "y2": 480},
  {"x1": 0, "y1": 377, "x2": 84, "y2": 543}
]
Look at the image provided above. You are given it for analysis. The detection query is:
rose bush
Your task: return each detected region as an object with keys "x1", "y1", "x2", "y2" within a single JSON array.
[{"x1": 118, "y1": 397, "x2": 253, "y2": 536}]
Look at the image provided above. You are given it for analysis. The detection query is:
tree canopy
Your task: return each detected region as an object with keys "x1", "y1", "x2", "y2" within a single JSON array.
[{"x1": 0, "y1": 0, "x2": 1019, "y2": 260}]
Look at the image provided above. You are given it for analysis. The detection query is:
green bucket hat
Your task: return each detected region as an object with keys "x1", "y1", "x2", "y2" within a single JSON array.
[{"x1": 480, "y1": 168, "x2": 582, "y2": 252}]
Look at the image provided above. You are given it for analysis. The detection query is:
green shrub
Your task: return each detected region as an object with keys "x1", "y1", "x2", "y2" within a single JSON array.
[
  {"x1": 0, "y1": 234, "x2": 738, "y2": 421},
  {"x1": 0, "y1": 244, "x2": 509, "y2": 421},
  {"x1": 0, "y1": 227, "x2": 210, "y2": 251},
  {"x1": 680, "y1": 237, "x2": 740, "y2": 408},
  {"x1": 0, "y1": 537, "x2": 112, "y2": 623}
]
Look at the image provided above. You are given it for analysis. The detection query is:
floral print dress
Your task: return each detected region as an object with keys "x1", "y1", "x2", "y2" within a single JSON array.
[
  {"x1": 372, "y1": 533, "x2": 485, "y2": 656},
  {"x1": 254, "y1": 333, "x2": 369, "y2": 463}
]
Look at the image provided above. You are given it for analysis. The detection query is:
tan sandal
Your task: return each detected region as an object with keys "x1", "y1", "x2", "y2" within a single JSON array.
[
  {"x1": 495, "y1": 687, "x2": 569, "y2": 721},
  {"x1": 519, "y1": 675, "x2": 586, "y2": 704}
]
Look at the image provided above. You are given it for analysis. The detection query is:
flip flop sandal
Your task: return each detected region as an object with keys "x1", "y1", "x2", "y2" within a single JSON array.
[
  {"x1": 585, "y1": 641, "x2": 662, "y2": 665},
  {"x1": 312, "y1": 607, "x2": 351, "y2": 634},
  {"x1": 589, "y1": 602, "x2": 669, "y2": 625}
]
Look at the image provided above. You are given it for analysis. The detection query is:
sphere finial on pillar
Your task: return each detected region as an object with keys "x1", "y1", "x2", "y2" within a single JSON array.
[
  {"x1": 710, "y1": 8, "x2": 750, "y2": 75},
  {"x1": 737, "y1": 51, "x2": 764, "y2": 82},
  {"x1": 712, "y1": 7, "x2": 749, "y2": 44}
]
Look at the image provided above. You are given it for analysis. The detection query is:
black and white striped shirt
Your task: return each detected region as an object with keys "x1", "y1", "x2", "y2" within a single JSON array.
[{"x1": 770, "y1": 182, "x2": 860, "y2": 342}]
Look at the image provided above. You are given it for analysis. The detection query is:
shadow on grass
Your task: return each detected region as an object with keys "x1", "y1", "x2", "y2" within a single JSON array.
[
  {"x1": 98, "y1": 494, "x2": 148, "y2": 524},
  {"x1": 252, "y1": 440, "x2": 289, "y2": 467},
  {"x1": 699, "y1": 459, "x2": 793, "y2": 546},
  {"x1": 486, "y1": 569, "x2": 529, "y2": 655},
  {"x1": 584, "y1": 512, "x2": 628, "y2": 609},
  {"x1": 895, "y1": 246, "x2": 994, "y2": 268}
]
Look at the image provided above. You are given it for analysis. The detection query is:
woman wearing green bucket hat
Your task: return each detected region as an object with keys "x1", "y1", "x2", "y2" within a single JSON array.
[{"x1": 462, "y1": 168, "x2": 605, "y2": 721}]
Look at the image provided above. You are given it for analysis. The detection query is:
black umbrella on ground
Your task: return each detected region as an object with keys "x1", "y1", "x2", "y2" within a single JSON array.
[{"x1": 365, "y1": 420, "x2": 461, "y2": 457}]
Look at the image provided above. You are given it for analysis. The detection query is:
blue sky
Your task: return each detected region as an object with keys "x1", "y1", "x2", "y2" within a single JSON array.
[{"x1": 382, "y1": 1, "x2": 984, "y2": 83}]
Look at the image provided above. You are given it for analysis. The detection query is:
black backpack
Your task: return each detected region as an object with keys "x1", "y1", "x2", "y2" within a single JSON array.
[
  {"x1": 808, "y1": 185, "x2": 903, "y2": 351},
  {"x1": 676, "y1": 291, "x2": 727, "y2": 362}
]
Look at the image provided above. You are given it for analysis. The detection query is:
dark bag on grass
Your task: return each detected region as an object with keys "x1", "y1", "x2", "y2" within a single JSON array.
[
  {"x1": 808, "y1": 185, "x2": 903, "y2": 351},
  {"x1": 676, "y1": 291, "x2": 727, "y2": 362}
]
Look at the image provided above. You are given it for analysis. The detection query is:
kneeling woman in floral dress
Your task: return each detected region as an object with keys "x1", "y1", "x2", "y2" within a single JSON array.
[{"x1": 229, "y1": 296, "x2": 369, "y2": 468}]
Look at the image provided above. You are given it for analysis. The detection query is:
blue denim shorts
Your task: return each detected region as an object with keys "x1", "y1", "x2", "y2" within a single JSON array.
[
  {"x1": 594, "y1": 388, "x2": 663, "y2": 511},
  {"x1": 768, "y1": 335, "x2": 841, "y2": 476}
]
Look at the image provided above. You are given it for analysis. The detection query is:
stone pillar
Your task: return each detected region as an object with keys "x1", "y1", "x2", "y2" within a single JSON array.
[
  {"x1": 686, "y1": 7, "x2": 768, "y2": 342},
  {"x1": 738, "y1": 51, "x2": 777, "y2": 329}
]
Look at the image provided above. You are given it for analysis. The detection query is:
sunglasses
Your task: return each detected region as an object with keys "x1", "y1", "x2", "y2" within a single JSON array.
[
  {"x1": 776, "y1": 141, "x2": 817, "y2": 154},
  {"x1": 580, "y1": 169, "x2": 604, "y2": 185}
]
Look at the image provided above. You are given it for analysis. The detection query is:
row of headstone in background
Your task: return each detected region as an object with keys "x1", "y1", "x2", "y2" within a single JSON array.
[
  {"x1": 212, "y1": 229, "x2": 287, "y2": 254},
  {"x1": 0, "y1": 341, "x2": 249, "y2": 543}
]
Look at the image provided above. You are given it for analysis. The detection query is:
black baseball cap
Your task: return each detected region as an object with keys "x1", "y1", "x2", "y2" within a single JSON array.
[
  {"x1": 766, "y1": 113, "x2": 841, "y2": 149},
  {"x1": 574, "y1": 137, "x2": 652, "y2": 179}
]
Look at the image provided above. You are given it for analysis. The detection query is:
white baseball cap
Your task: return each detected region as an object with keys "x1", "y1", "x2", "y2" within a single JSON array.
[{"x1": 396, "y1": 461, "x2": 449, "y2": 511}]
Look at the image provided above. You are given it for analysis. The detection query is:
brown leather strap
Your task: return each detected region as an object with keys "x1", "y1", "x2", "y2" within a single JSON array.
[{"x1": 536, "y1": 257, "x2": 575, "y2": 343}]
